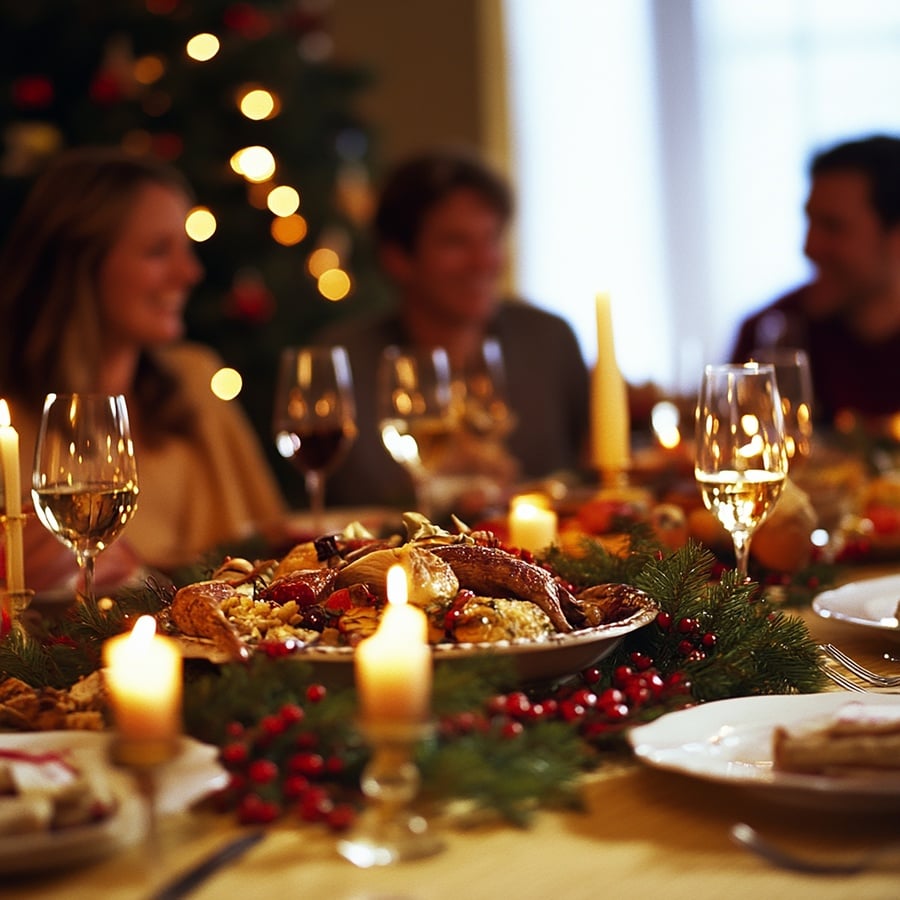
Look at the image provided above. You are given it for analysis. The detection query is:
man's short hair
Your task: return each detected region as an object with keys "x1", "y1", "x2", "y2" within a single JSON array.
[
  {"x1": 373, "y1": 147, "x2": 513, "y2": 251},
  {"x1": 811, "y1": 134, "x2": 900, "y2": 228}
]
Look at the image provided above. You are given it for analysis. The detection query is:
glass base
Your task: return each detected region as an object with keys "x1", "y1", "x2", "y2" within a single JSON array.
[
  {"x1": 337, "y1": 719, "x2": 444, "y2": 867},
  {"x1": 336, "y1": 811, "x2": 444, "y2": 867}
]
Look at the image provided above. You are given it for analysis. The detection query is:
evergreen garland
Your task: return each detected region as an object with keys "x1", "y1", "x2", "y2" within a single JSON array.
[{"x1": 0, "y1": 536, "x2": 829, "y2": 826}]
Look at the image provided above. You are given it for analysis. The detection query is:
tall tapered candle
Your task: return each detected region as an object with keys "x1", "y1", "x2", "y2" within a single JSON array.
[
  {"x1": 0, "y1": 400, "x2": 25, "y2": 594},
  {"x1": 590, "y1": 293, "x2": 630, "y2": 478},
  {"x1": 355, "y1": 564, "x2": 431, "y2": 725}
]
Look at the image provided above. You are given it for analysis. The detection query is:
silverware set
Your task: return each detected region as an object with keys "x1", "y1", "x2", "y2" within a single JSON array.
[
  {"x1": 731, "y1": 823, "x2": 900, "y2": 874},
  {"x1": 818, "y1": 643, "x2": 900, "y2": 693}
]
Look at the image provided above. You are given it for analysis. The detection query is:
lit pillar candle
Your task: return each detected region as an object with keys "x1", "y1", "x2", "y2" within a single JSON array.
[
  {"x1": 0, "y1": 400, "x2": 25, "y2": 595},
  {"x1": 355, "y1": 565, "x2": 431, "y2": 725},
  {"x1": 509, "y1": 496, "x2": 557, "y2": 553},
  {"x1": 590, "y1": 293, "x2": 631, "y2": 478},
  {"x1": 103, "y1": 616, "x2": 182, "y2": 764}
]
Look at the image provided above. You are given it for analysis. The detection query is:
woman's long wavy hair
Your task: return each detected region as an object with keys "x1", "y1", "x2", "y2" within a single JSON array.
[{"x1": 0, "y1": 146, "x2": 196, "y2": 444}]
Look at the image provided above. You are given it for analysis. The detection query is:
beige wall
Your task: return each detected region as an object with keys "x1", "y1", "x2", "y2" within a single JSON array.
[{"x1": 331, "y1": 0, "x2": 499, "y2": 172}]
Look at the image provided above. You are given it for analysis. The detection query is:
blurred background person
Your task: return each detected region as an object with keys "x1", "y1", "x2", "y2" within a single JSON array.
[
  {"x1": 314, "y1": 146, "x2": 590, "y2": 516},
  {"x1": 730, "y1": 134, "x2": 900, "y2": 431},
  {"x1": 0, "y1": 146, "x2": 287, "y2": 592}
]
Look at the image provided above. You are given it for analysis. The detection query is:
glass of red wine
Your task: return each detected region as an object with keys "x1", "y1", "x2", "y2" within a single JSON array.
[{"x1": 273, "y1": 346, "x2": 357, "y2": 534}]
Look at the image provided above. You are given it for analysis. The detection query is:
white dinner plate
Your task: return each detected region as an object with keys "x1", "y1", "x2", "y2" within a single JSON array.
[
  {"x1": 629, "y1": 693, "x2": 900, "y2": 812},
  {"x1": 0, "y1": 731, "x2": 228, "y2": 875},
  {"x1": 812, "y1": 573, "x2": 900, "y2": 635}
]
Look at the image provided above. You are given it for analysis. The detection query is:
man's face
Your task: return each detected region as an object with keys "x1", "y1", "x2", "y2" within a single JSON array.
[
  {"x1": 803, "y1": 170, "x2": 898, "y2": 317},
  {"x1": 386, "y1": 188, "x2": 507, "y2": 327}
]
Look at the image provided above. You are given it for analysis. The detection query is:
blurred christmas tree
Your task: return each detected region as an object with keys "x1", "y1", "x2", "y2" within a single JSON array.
[{"x1": 0, "y1": 0, "x2": 388, "y2": 504}]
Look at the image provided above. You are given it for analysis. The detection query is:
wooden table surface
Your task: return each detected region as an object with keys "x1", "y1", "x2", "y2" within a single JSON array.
[{"x1": 6, "y1": 574, "x2": 900, "y2": 900}]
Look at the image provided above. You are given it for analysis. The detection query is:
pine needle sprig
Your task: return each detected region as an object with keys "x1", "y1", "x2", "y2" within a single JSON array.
[{"x1": 420, "y1": 720, "x2": 590, "y2": 826}]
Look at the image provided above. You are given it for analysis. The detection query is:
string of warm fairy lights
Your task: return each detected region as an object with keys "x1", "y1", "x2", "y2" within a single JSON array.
[
  {"x1": 180, "y1": 30, "x2": 354, "y2": 303},
  {"x1": 170, "y1": 24, "x2": 358, "y2": 402}
]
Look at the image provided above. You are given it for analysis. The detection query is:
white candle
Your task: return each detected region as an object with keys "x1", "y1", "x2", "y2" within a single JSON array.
[
  {"x1": 103, "y1": 616, "x2": 182, "y2": 758},
  {"x1": 590, "y1": 293, "x2": 631, "y2": 476},
  {"x1": 509, "y1": 499, "x2": 558, "y2": 553},
  {"x1": 355, "y1": 565, "x2": 431, "y2": 725},
  {"x1": 0, "y1": 400, "x2": 25, "y2": 595}
]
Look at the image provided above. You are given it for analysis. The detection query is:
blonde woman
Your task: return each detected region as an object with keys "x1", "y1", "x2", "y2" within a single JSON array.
[{"x1": 0, "y1": 146, "x2": 286, "y2": 592}]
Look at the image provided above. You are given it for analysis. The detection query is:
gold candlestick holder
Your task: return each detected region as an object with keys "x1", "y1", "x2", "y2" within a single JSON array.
[
  {"x1": 109, "y1": 736, "x2": 180, "y2": 867},
  {"x1": 1, "y1": 587, "x2": 34, "y2": 633},
  {"x1": 337, "y1": 721, "x2": 444, "y2": 867}
]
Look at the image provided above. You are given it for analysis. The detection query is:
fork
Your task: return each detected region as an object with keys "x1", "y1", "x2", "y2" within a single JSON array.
[
  {"x1": 821, "y1": 666, "x2": 900, "y2": 693},
  {"x1": 821, "y1": 666, "x2": 868, "y2": 692},
  {"x1": 819, "y1": 644, "x2": 900, "y2": 687},
  {"x1": 731, "y1": 823, "x2": 900, "y2": 875}
]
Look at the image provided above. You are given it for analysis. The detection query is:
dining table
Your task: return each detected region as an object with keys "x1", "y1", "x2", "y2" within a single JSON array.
[{"x1": 5, "y1": 572, "x2": 900, "y2": 900}]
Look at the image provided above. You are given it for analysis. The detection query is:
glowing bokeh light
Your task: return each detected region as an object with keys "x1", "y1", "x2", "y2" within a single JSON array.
[
  {"x1": 186, "y1": 33, "x2": 220, "y2": 62},
  {"x1": 185, "y1": 206, "x2": 217, "y2": 242},
  {"x1": 239, "y1": 88, "x2": 278, "y2": 120},
  {"x1": 271, "y1": 214, "x2": 307, "y2": 246},
  {"x1": 307, "y1": 247, "x2": 340, "y2": 278},
  {"x1": 210, "y1": 367, "x2": 243, "y2": 401},
  {"x1": 318, "y1": 268, "x2": 351, "y2": 301},
  {"x1": 267, "y1": 185, "x2": 300, "y2": 216},
  {"x1": 134, "y1": 55, "x2": 165, "y2": 84},
  {"x1": 230, "y1": 145, "x2": 276, "y2": 183}
]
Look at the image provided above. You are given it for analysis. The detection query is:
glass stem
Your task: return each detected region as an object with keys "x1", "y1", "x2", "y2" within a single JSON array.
[
  {"x1": 732, "y1": 532, "x2": 751, "y2": 580},
  {"x1": 79, "y1": 553, "x2": 96, "y2": 604},
  {"x1": 306, "y1": 469, "x2": 325, "y2": 534}
]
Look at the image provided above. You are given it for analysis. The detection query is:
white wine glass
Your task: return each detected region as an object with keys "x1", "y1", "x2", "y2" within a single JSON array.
[
  {"x1": 32, "y1": 393, "x2": 139, "y2": 604},
  {"x1": 273, "y1": 345, "x2": 357, "y2": 534},
  {"x1": 377, "y1": 345, "x2": 455, "y2": 519},
  {"x1": 694, "y1": 363, "x2": 788, "y2": 579},
  {"x1": 455, "y1": 337, "x2": 516, "y2": 442},
  {"x1": 750, "y1": 347, "x2": 813, "y2": 469}
]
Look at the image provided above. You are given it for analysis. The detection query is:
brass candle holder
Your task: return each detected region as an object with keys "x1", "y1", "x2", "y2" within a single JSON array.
[
  {"x1": 109, "y1": 736, "x2": 181, "y2": 867},
  {"x1": 1, "y1": 587, "x2": 34, "y2": 632},
  {"x1": 336, "y1": 720, "x2": 444, "y2": 867}
]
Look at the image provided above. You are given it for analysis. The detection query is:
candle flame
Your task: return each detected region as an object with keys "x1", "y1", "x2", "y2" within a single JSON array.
[
  {"x1": 386, "y1": 564, "x2": 408, "y2": 607},
  {"x1": 129, "y1": 615, "x2": 158, "y2": 644},
  {"x1": 0, "y1": 400, "x2": 9, "y2": 428}
]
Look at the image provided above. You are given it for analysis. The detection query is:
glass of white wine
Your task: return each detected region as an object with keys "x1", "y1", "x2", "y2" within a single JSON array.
[
  {"x1": 32, "y1": 393, "x2": 139, "y2": 604},
  {"x1": 749, "y1": 347, "x2": 814, "y2": 469},
  {"x1": 377, "y1": 345, "x2": 455, "y2": 519},
  {"x1": 273, "y1": 346, "x2": 357, "y2": 535},
  {"x1": 694, "y1": 363, "x2": 788, "y2": 579}
]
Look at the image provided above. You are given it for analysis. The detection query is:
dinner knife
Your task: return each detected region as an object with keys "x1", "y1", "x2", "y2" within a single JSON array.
[{"x1": 149, "y1": 829, "x2": 266, "y2": 900}]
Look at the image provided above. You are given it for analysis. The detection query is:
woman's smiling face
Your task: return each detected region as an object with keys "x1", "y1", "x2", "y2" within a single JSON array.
[{"x1": 98, "y1": 182, "x2": 203, "y2": 349}]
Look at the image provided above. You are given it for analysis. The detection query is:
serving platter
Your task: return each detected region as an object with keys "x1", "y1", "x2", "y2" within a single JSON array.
[
  {"x1": 177, "y1": 601, "x2": 658, "y2": 684},
  {"x1": 629, "y1": 693, "x2": 900, "y2": 812}
]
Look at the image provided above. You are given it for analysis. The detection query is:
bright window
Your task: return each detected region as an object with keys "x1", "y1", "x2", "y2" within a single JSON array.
[{"x1": 504, "y1": 0, "x2": 900, "y2": 393}]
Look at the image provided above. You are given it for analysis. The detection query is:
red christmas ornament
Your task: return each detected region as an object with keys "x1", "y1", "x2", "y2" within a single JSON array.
[
  {"x1": 223, "y1": 3, "x2": 272, "y2": 39},
  {"x1": 226, "y1": 278, "x2": 275, "y2": 324},
  {"x1": 12, "y1": 75, "x2": 54, "y2": 109},
  {"x1": 89, "y1": 72, "x2": 122, "y2": 105}
]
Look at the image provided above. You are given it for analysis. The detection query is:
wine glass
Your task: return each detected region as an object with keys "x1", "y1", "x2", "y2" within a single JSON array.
[
  {"x1": 273, "y1": 346, "x2": 356, "y2": 533},
  {"x1": 377, "y1": 346, "x2": 455, "y2": 519},
  {"x1": 32, "y1": 393, "x2": 139, "y2": 604},
  {"x1": 455, "y1": 337, "x2": 516, "y2": 442},
  {"x1": 694, "y1": 363, "x2": 788, "y2": 579},
  {"x1": 750, "y1": 347, "x2": 813, "y2": 468}
]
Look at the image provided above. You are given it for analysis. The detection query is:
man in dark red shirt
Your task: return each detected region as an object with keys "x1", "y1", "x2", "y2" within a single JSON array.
[{"x1": 731, "y1": 135, "x2": 900, "y2": 430}]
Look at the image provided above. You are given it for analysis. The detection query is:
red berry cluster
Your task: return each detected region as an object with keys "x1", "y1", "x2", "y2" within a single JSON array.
[
  {"x1": 439, "y1": 658, "x2": 692, "y2": 749},
  {"x1": 216, "y1": 683, "x2": 359, "y2": 831},
  {"x1": 655, "y1": 611, "x2": 717, "y2": 663}
]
